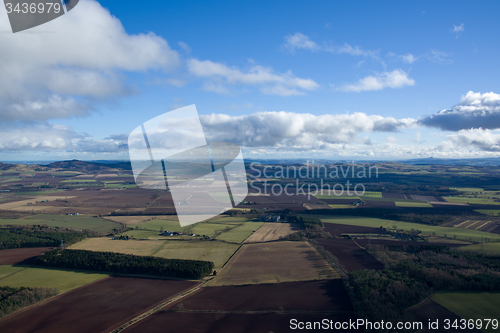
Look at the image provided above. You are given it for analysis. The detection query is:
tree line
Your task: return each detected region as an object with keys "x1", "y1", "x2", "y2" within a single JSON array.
[
  {"x1": 0, "y1": 286, "x2": 58, "y2": 318},
  {"x1": 0, "y1": 226, "x2": 93, "y2": 250},
  {"x1": 345, "y1": 245, "x2": 500, "y2": 332},
  {"x1": 35, "y1": 249, "x2": 214, "y2": 279}
]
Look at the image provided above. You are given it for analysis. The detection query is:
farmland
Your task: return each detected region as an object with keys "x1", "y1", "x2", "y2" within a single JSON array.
[
  {"x1": 153, "y1": 240, "x2": 239, "y2": 268},
  {"x1": 209, "y1": 241, "x2": 338, "y2": 286},
  {"x1": 0, "y1": 265, "x2": 108, "y2": 293},
  {"x1": 69, "y1": 237, "x2": 159, "y2": 256},
  {"x1": 315, "y1": 238, "x2": 384, "y2": 271},
  {"x1": 244, "y1": 222, "x2": 302, "y2": 243},
  {"x1": 0, "y1": 214, "x2": 119, "y2": 233},
  {"x1": 432, "y1": 292, "x2": 500, "y2": 333},
  {"x1": 0, "y1": 277, "x2": 198, "y2": 333},
  {"x1": 215, "y1": 221, "x2": 264, "y2": 243},
  {"x1": 0, "y1": 247, "x2": 54, "y2": 265},
  {"x1": 315, "y1": 216, "x2": 500, "y2": 242},
  {"x1": 459, "y1": 242, "x2": 500, "y2": 254}
]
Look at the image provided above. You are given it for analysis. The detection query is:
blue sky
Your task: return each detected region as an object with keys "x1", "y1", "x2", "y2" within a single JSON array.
[{"x1": 1, "y1": 0, "x2": 500, "y2": 161}]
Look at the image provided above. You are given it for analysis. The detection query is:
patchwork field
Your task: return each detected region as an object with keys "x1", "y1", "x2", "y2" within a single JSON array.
[
  {"x1": 0, "y1": 247, "x2": 54, "y2": 265},
  {"x1": 209, "y1": 241, "x2": 338, "y2": 286},
  {"x1": 315, "y1": 216, "x2": 500, "y2": 243},
  {"x1": 0, "y1": 265, "x2": 108, "y2": 293},
  {"x1": 316, "y1": 238, "x2": 384, "y2": 271},
  {"x1": 123, "y1": 312, "x2": 361, "y2": 333},
  {"x1": 244, "y1": 222, "x2": 302, "y2": 243},
  {"x1": 0, "y1": 277, "x2": 198, "y2": 333},
  {"x1": 433, "y1": 292, "x2": 500, "y2": 333},
  {"x1": 459, "y1": 242, "x2": 500, "y2": 254},
  {"x1": 165, "y1": 279, "x2": 352, "y2": 312},
  {"x1": 0, "y1": 213, "x2": 119, "y2": 233},
  {"x1": 153, "y1": 240, "x2": 240, "y2": 268},
  {"x1": 215, "y1": 221, "x2": 265, "y2": 243},
  {"x1": 69, "y1": 237, "x2": 159, "y2": 256}
]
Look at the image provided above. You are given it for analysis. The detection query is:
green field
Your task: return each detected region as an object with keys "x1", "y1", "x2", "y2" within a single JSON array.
[
  {"x1": 70, "y1": 237, "x2": 159, "y2": 256},
  {"x1": 445, "y1": 197, "x2": 500, "y2": 205},
  {"x1": 328, "y1": 204, "x2": 356, "y2": 209},
  {"x1": 16, "y1": 190, "x2": 65, "y2": 195},
  {"x1": 104, "y1": 183, "x2": 138, "y2": 189},
  {"x1": 215, "y1": 222, "x2": 265, "y2": 243},
  {"x1": 395, "y1": 201, "x2": 433, "y2": 207},
  {"x1": 153, "y1": 240, "x2": 239, "y2": 268},
  {"x1": 314, "y1": 215, "x2": 500, "y2": 243},
  {"x1": 191, "y1": 222, "x2": 237, "y2": 237},
  {"x1": 61, "y1": 179, "x2": 97, "y2": 183},
  {"x1": 459, "y1": 242, "x2": 500, "y2": 254},
  {"x1": 475, "y1": 209, "x2": 500, "y2": 216},
  {"x1": 0, "y1": 214, "x2": 119, "y2": 233},
  {"x1": 314, "y1": 195, "x2": 360, "y2": 199},
  {"x1": 361, "y1": 191, "x2": 383, "y2": 197},
  {"x1": 136, "y1": 219, "x2": 185, "y2": 232},
  {"x1": 433, "y1": 292, "x2": 500, "y2": 333},
  {"x1": 0, "y1": 265, "x2": 108, "y2": 293}
]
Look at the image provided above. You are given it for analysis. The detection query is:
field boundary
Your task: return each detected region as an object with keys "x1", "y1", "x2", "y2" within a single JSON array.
[
  {"x1": 307, "y1": 239, "x2": 347, "y2": 279},
  {"x1": 109, "y1": 279, "x2": 210, "y2": 333}
]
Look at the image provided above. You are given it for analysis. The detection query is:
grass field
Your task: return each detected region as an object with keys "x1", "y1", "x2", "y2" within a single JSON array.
[
  {"x1": 361, "y1": 191, "x2": 383, "y2": 197},
  {"x1": 0, "y1": 265, "x2": 108, "y2": 293},
  {"x1": 104, "y1": 183, "x2": 138, "y2": 189},
  {"x1": 69, "y1": 237, "x2": 160, "y2": 256},
  {"x1": 61, "y1": 179, "x2": 97, "y2": 183},
  {"x1": 328, "y1": 204, "x2": 356, "y2": 209},
  {"x1": 433, "y1": 292, "x2": 500, "y2": 333},
  {"x1": 134, "y1": 219, "x2": 185, "y2": 232},
  {"x1": 459, "y1": 242, "x2": 500, "y2": 254},
  {"x1": 314, "y1": 215, "x2": 500, "y2": 243},
  {"x1": 0, "y1": 214, "x2": 119, "y2": 233},
  {"x1": 475, "y1": 209, "x2": 500, "y2": 216},
  {"x1": 395, "y1": 201, "x2": 433, "y2": 207},
  {"x1": 153, "y1": 240, "x2": 239, "y2": 268},
  {"x1": 445, "y1": 197, "x2": 500, "y2": 205},
  {"x1": 314, "y1": 195, "x2": 360, "y2": 199},
  {"x1": 215, "y1": 222, "x2": 265, "y2": 243}
]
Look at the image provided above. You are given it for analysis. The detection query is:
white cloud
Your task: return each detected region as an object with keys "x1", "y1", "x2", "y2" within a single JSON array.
[
  {"x1": 0, "y1": 123, "x2": 126, "y2": 152},
  {"x1": 339, "y1": 69, "x2": 415, "y2": 92},
  {"x1": 187, "y1": 59, "x2": 319, "y2": 95},
  {"x1": 425, "y1": 50, "x2": 453, "y2": 64},
  {"x1": 420, "y1": 91, "x2": 500, "y2": 131},
  {"x1": 178, "y1": 41, "x2": 191, "y2": 53},
  {"x1": 200, "y1": 111, "x2": 416, "y2": 149},
  {"x1": 445, "y1": 128, "x2": 500, "y2": 152},
  {"x1": 452, "y1": 24, "x2": 465, "y2": 38},
  {"x1": 282, "y1": 33, "x2": 320, "y2": 52},
  {"x1": 388, "y1": 52, "x2": 417, "y2": 64},
  {"x1": 326, "y1": 43, "x2": 379, "y2": 59},
  {"x1": 0, "y1": 0, "x2": 180, "y2": 121}
]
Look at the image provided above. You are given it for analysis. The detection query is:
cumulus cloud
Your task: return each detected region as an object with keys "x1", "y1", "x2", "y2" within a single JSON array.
[
  {"x1": 187, "y1": 59, "x2": 319, "y2": 95},
  {"x1": 282, "y1": 33, "x2": 320, "y2": 52},
  {"x1": 0, "y1": 0, "x2": 180, "y2": 121},
  {"x1": 339, "y1": 69, "x2": 415, "y2": 92},
  {"x1": 200, "y1": 111, "x2": 416, "y2": 149},
  {"x1": 445, "y1": 128, "x2": 500, "y2": 152},
  {"x1": 420, "y1": 91, "x2": 500, "y2": 131},
  {"x1": 0, "y1": 124, "x2": 127, "y2": 152}
]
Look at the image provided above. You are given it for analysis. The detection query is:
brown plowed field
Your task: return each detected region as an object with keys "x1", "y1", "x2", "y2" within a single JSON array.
[
  {"x1": 316, "y1": 238, "x2": 384, "y2": 271},
  {"x1": 244, "y1": 222, "x2": 302, "y2": 243},
  {"x1": 124, "y1": 312, "x2": 361, "y2": 333},
  {"x1": 0, "y1": 277, "x2": 198, "y2": 333},
  {"x1": 209, "y1": 241, "x2": 338, "y2": 286},
  {"x1": 355, "y1": 239, "x2": 465, "y2": 248},
  {"x1": 407, "y1": 299, "x2": 481, "y2": 332},
  {"x1": 166, "y1": 279, "x2": 352, "y2": 312},
  {"x1": 0, "y1": 247, "x2": 54, "y2": 265},
  {"x1": 323, "y1": 223, "x2": 387, "y2": 237}
]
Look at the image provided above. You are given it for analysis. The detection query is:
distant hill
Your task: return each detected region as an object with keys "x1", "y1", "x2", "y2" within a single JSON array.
[{"x1": 45, "y1": 160, "x2": 131, "y2": 172}]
